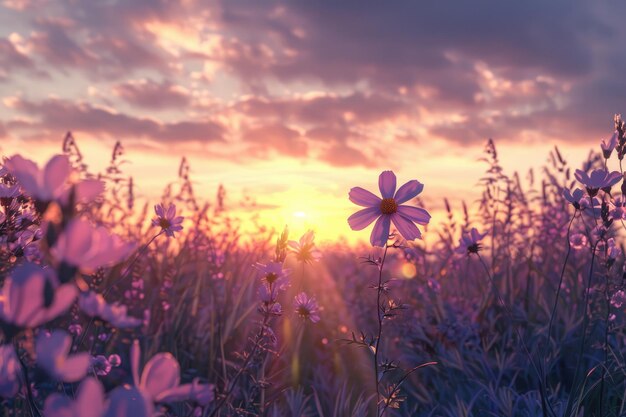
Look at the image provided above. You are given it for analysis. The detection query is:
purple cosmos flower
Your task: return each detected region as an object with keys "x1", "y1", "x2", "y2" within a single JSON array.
[
  {"x1": 36, "y1": 330, "x2": 90, "y2": 382},
  {"x1": 255, "y1": 261, "x2": 290, "y2": 290},
  {"x1": 44, "y1": 377, "x2": 105, "y2": 417},
  {"x1": 0, "y1": 263, "x2": 77, "y2": 328},
  {"x1": 288, "y1": 230, "x2": 322, "y2": 264},
  {"x1": 129, "y1": 340, "x2": 214, "y2": 406},
  {"x1": 456, "y1": 228, "x2": 487, "y2": 256},
  {"x1": 601, "y1": 131, "x2": 618, "y2": 159},
  {"x1": 348, "y1": 171, "x2": 431, "y2": 247},
  {"x1": 152, "y1": 203, "x2": 184, "y2": 237},
  {"x1": 3, "y1": 154, "x2": 71, "y2": 202},
  {"x1": 52, "y1": 218, "x2": 135, "y2": 273},
  {"x1": 575, "y1": 169, "x2": 622, "y2": 196},
  {"x1": 294, "y1": 292, "x2": 320, "y2": 323},
  {"x1": 0, "y1": 344, "x2": 21, "y2": 398},
  {"x1": 563, "y1": 188, "x2": 584, "y2": 209},
  {"x1": 79, "y1": 291, "x2": 142, "y2": 328}
]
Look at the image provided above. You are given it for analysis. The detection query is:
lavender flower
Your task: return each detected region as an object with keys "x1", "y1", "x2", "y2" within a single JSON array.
[{"x1": 601, "y1": 131, "x2": 618, "y2": 159}]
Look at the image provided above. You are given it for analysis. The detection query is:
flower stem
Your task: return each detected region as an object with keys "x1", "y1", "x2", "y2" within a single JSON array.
[{"x1": 373, "y1": 244, "x2": 389, "y2": 417}]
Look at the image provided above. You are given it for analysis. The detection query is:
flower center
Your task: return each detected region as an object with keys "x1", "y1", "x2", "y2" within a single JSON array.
[
  {"x1": 159, "y1": 218, "x2": 171, "y2": 229},
  {"x1": 265, "y1": 272, "x2": 278, "y2": 284},
  {"x1": 380, "y1": 198, "x2": 398, "y2": 215},
  {"x1": 297, "y1": 306, "x2": 310, "y2": 317}
]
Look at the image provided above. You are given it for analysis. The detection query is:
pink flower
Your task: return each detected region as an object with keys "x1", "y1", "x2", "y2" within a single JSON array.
[
  {"x1": 36, "y1": 330, "x2": 90, "y2": 382},
  {"x1": 3, "y1": 154, "x2": 71, "y2": 202},
  {"x1": 601, "y1": 131, "x2": 618, "y2": 159},
  {"x1": 294, "y1": 292, "x2": 320, "y2": 323},
  {"x1": 79, "y1": 291, "x2": 142, "y2": 328},
  {"x1": 129, "y1": 340, "x2": 214, "y2": 406},
  {"x1": 0, "y1": 344, "x2": 21, "y2": 398},
  {"x1": 104, "y1": 385, "x2": 153, "y2": 417},
  {"x1": 44, "y1": 377, "x2": 105, "y2": 417},
  {"x1": 254, "y1": 261, "x2": 289, "y2": 290},
  {"x1": 52, "y1": 218, "x2": 135, "y2": 273},
  {"x1": 288, "y1": 230, "x2": 322, "y2": 264},
  {"x1": 570, "y1": 233, "x2": 588, "y2": 250},
  {"x1": 574, "y1": 169, "x2": 622, "y2": 196},
  {"x1": 563, "y1": 188, "x2": 584, "y2": 209},
  {"x1": 348, "y1": 171, "x2": 431, "y2": 247},
  {"x1": 456, "y1": 228, "x2": 487, "y2": 256},
  {"x1": 0, "y1": 263, "x2": 77, "y2": 328},
  {"x1": 3, "y1": 154, "x2": 104, "y2": 207},
  {"x1": 152, "y1": 203, "x2": 183, "y2": 237}
]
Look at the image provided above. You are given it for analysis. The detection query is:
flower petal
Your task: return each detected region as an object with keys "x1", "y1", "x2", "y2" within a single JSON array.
[
  {"x1": 397, "y1": 206, "x2": 431, "y2": 225},
  {"x1": 378, "y1": 171, "x2": 396, "y2": 199},
  {"x1": 349, "y1": 187, "x2": 381, "y2": 207},
  {"x1": 394, "y1": 180, "x2": 424, "y2": 204},
  {"x1": 347, "y1": 207, "x2": 380, "y2": 231},
  {"x1": 43, "y1": 155, "x2": 71, "y2": 199},
  {"x1": 140, "y1": 353, "x2": 181, "y2": 399},
  {"x1": 391, "y1": 214, "x2": 422, "y2": 241},
  {"x1": 370, "y1": 215, "x2": 391, "y2": 247}
]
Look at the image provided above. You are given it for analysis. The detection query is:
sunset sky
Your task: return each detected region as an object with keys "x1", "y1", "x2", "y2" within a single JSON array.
[{"x1": 1, "y1": 1, "x2": 625, "y2": 243}]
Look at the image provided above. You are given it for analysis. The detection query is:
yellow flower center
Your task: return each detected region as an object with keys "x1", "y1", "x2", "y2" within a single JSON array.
[{"x1": 380, "y1": 198, "x2": 398, "y2": 215}]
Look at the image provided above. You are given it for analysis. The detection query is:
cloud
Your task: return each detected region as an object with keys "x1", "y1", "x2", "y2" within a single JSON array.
[
  {"x1": 0, "y1": 37, "x2": 35, "y2": 70},
  {"x1": 241, "y1": 123, "x2": 307, "y2": 158},
  {"x1": 8, "y1": 97, "x2": 225, "y2": 143},
  {"x1": 113, "y1": 79, "x2": 190, "y2": 109}
]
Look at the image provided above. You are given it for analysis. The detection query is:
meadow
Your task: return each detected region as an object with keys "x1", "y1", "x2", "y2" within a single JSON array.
[{"x1": 1, "y1": 117, "x2": 626, "y2": 417}]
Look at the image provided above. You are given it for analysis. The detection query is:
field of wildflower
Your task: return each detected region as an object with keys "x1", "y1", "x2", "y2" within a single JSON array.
[{"x1": 3, "y1": 117, "x2": 626, "y2": 417}]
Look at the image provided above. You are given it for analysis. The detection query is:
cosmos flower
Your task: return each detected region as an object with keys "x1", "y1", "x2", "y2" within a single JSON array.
[
  {"x1": 78, "y1": 291, "x2": 142, "y2": 328},
  {"x1": 456, "y1": 228, "x2": 487, "y2": 256},
  {"x1": 563, "y1": 188, "x2": 584, "y2": 209},
  {"x1": 288, "y1": 230, "x2": 322, "y2": 264},
  {"x1": 254, "y1": 261, "x2": 289, "y2": 290},
  {"x1": 44, "y1": 377, "x2": 105, "y2": 417},
  {"x1": 574, "y1": 169, "x2": 622, "y2": 196},
  {"x1": 0, "y1": 344, "x2": 21, "y2": 398},
  {"x1": 0, "y1": 263, "x2": 77, "y2": 329},
  {"x1": 152, "y1": 203, "x2": 184, "y2": 237},
  {"x1": 348, "y1": 171, "x2": 431, "y2": 247},
  {"x1": 294, "y1": 292, "x2": 320, "y2": 323},
  {"x1": 3, "y1": 155, "x2": 104, "y2": 208},
  {"x1": 36, "y1": 330, "x2": 90, "y2": 382},
  {"x1": 601, "y1": 131, "x2": 618, "y2": 159},
  {"x1": 51, "y1": 218, "x2": 135, "y2": 273},
  {"x1": 3, "y1": 154, "x2": 71, "y2": 202},
  {"x1": 129, "y1": 340, "x2": 214, "y2": 406}
]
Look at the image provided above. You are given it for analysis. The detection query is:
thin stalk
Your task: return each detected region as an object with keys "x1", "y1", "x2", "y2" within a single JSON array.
[{"x1": 374, "y1": 244, "x2": 390, "y2": 417}]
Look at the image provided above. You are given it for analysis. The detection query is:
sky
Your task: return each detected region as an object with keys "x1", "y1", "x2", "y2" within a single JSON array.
[{"x1": 0, "y1": 0, "x2": 624, "y2": 243}]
